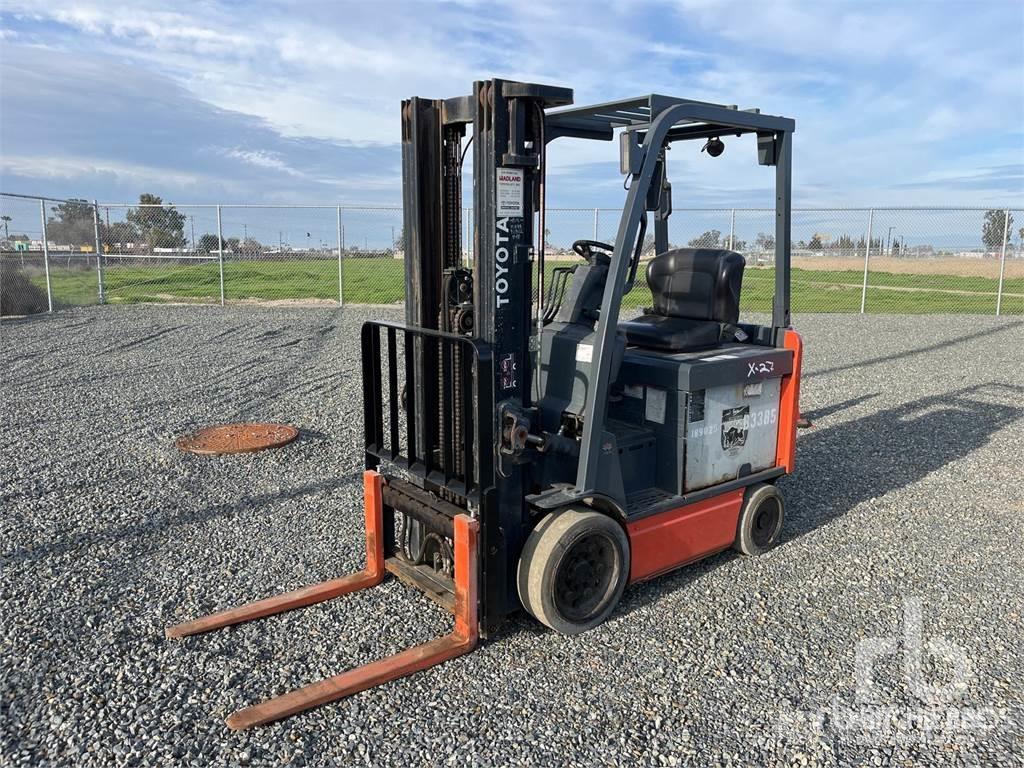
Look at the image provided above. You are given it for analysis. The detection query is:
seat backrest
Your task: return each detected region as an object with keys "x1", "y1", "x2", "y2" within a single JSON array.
[{"x1": 645, "y1": 248, "x2": 745, "y2": 324}]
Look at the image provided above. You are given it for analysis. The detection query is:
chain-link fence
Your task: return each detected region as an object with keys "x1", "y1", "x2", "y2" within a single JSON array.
[
  {"x1": 2, "y1": 193, "x2": 1021, "y2": 317},
  {"x1": 0, "y1": 194, "x2": 105, "y2": 314}
]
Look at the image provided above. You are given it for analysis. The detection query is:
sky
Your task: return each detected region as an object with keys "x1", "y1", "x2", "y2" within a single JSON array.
[{"x1": 0, "y1": 0, "x2": 1022, "y2": 215}]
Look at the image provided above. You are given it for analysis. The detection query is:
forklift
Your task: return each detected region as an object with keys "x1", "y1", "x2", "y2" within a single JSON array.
[{"x1": 167, "y1": 79, "x2": 802, "y2": 729}]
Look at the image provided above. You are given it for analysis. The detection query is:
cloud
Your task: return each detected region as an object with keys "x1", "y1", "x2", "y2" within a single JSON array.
[
  {"x1": 0, "y1": 154, "x2": 206, "y2": 187},
  {"x1": 221, "y1": 149, "x2": 305, "y2": 178},
  {"x1": 893, "y1": 164, "x2": 1024, "y2": 193},
  {"x1": 0, "y1": 0, "x2": 1021, "y2": 209},
  {"x1": 0, "y1": 42, "x2": 405, "y2": 204}
]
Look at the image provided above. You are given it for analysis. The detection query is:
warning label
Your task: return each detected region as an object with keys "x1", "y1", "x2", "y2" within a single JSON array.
[
  {"x1": 496, "y1": 168, "x2": 524, "y2": 217},
  {"x1": 645, "y1": 387, "x2": 667, "y2": 425}
]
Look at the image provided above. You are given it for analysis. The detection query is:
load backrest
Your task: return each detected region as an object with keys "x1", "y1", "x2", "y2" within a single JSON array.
[{"x1": 645, "y1": 248, "x2": 745, "y2": 324}]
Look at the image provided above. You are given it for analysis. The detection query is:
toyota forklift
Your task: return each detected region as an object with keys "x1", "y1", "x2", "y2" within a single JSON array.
[{"x1": 167, "y1": 80, "x2": 803, "y2": 729}]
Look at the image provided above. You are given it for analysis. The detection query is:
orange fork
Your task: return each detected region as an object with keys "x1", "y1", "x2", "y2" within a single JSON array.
[
  {"x1": 166, "y1": 471, "x2": 387, "y2": 639},
  {"x1": 165, "y1": 470, "x2": 480, "y2": 730}
]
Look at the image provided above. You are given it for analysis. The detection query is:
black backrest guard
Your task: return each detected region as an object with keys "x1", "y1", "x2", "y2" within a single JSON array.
[{"x1": 645, "y1": 248, "x2": 745, "y2": 324}]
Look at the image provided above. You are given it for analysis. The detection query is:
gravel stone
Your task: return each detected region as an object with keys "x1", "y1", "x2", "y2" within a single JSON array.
[{"x1": 1, "y1": 305, "x2": 1022, "y2": 767}]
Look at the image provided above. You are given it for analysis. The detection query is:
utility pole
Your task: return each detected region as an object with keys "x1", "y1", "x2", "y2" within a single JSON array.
[{"x1": 190, "y1": 215, "x2": 196, "y2": 252}]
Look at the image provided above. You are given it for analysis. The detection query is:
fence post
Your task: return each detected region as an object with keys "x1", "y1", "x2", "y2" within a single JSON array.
[
  {"x1": 729, "y1": 208, "x2": 736, "y2": 250},
  {"x1": 39, "y1": 199, "x2": 53, "y2": 313},
  {"x1": 593, "y1": 208, "x2": 599, "y2": 240},
  {"x1": 996, "y1": 208, "x2": 1010, "y2": 316},
  {"x1": 860, "y1": 208, "x2": 874, "y2": 314},
  {"x1": 93, "y1": 200, "x2": 105, "y2": 305},
  {"x1": 342, "y1": 210, "x2": 350, "y2": 309},
  {"x1": 216, "y1": 204, "x2": 225, "y2": 306}
]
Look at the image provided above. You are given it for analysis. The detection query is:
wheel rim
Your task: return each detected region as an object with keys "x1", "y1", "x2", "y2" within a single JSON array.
[
  {"x1": 553, "y1": 531, "x2": 618, "y2": 623},
  {"x1": 751, "y1": 497, "x2": 781, "y2": 548}
]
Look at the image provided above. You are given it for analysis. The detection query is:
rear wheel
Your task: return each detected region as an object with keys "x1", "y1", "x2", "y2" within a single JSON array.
[
  {"x1": 734, "y1": 483, "x2": 785, "y2": 556},
  {"x1": 517, "y1": 508, "x2": 630, "y2": 635}
]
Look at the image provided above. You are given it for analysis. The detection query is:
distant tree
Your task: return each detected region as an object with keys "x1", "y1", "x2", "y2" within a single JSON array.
[
  {"x1": 731, "y1": 239, "x2": 747, "y2": 252},
  {"x1": 982, "y1": 209, "x2": 1014, "y2": 251},
  {"x1": 106, "y1": 221, "x2": 139, "y2": 247},
  {"x1": 224, "y1": 237, "x2": 241, "y2": 253},
  {"x1": 688, "y1": 229, "x2": 721, "y2": 248},
  {"x1": 1, "y1": 215, "x2": 10, "y2": 240},
  {"x1": 807, "y1": 234, "x2": 823, "y2": 250},
  {"x1": 754, "y1": 232, "x2": 774, "y2": 251},
  {"x1": 198, "y1": 233, "x2": 220, "y2": 252},
  {"x1": 832, "y1": 233, "x2": 856, "y2": 256},
  {"x1": 126, "y1": 193, "x2": 186, "y2": 249},
  {"x1": 394, "y1": 225, "x2": 405, "y2": 250},
  {"x1": 238, "y1": 237, "x2": 263, "y2": 257},
  {"x1": 47, "y1": 199, "x2": 97, "y2": 246}
]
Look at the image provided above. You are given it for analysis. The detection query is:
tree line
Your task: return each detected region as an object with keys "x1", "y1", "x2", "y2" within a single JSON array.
[
  {"x1": 682, "y1": 209, "x2": 1017, "y2": 256},
  {"x1": 40, "y1": 194, "x2": 188, "y2": 250},
  {"x1": 36, "y1": 194, "x2": 373, "y2": 255},
  {"x1": 12, "y1": 198, "x2": 1020, "y2": 256}
]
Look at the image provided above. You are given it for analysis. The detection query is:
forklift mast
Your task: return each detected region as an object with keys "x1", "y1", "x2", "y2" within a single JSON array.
[{"x1": 399, "y1": 80, "x2": 573, "y2": 633}]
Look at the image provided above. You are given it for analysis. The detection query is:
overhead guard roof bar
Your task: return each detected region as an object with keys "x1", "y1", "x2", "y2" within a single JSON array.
[{"x1": 545, "y1": 94, "x2": 793, "y2": 142}]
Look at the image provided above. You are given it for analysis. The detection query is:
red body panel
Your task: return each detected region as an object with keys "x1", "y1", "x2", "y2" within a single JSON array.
[
  {"x1": 775, "y1": 329, "x2": 803, "y2": 473},
  {"x1": 625, "y1": 488, "x2": 745, "y2": 584}
]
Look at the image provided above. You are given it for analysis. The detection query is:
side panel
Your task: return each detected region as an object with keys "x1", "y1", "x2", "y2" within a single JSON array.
[
  {"x1": 625, "y1": 488, "x2": 744, "y2": 583},
  {"x1": 775, "y1": 329, "x2": 803, "y2": 473},
  {"x1": 684, "y1": 378, "x2": 782, "y2": 492}
]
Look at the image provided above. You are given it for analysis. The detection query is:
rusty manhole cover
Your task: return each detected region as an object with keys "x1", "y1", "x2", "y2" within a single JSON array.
[{"x1": 176, "y1": 423, "x2": 299, "y2": 456}]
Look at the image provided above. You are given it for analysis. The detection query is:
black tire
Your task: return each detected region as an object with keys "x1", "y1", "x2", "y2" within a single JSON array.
[
  {"x1": 734, "y1": 483, "x2": 785, "y2": 556},
  {"x1": 517, "y1": 508, "x2": 630, "y2": 635}
]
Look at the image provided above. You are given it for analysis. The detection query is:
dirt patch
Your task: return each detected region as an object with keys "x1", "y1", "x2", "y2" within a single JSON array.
[
  {"x1": 790, "y1": 256, "x2": 1022, "y2": 279},
  {"x1": 546, "y1": 251, "x2": 1023, "y2": 279},
  {"x1": 227, "y1": 297, "x2": 342, "y2": 307}
]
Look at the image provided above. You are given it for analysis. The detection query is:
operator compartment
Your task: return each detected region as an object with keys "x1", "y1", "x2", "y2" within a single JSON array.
[{"x1": 612, "y1": 246, "x2": 792, "y2": 503}]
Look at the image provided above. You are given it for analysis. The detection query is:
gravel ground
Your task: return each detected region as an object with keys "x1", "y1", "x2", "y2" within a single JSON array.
[{"x1": 1, "y1": 305, "x2": 1022, "y2": 767}]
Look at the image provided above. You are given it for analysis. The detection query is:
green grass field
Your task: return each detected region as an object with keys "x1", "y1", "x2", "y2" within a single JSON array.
[{"x1": 33, "y1": 257, "x2": 1024, "y2": 314}]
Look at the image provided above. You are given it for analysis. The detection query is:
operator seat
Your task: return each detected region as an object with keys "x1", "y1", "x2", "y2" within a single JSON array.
[{"x1": 619, "y1": 248, "x2": 745, "y2": 352}]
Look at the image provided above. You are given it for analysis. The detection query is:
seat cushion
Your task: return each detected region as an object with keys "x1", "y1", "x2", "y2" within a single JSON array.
[
  {"x1": 646, "y1": 248, "x2": 745, "y2": 323},
  {"x1": 619, "y1": 314, "x2": 725, "y2": 352}
]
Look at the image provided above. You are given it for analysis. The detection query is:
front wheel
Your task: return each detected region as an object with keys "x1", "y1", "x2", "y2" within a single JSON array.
[{"x1": 517, "y1": 508, "x2": 630, "y2": 635}]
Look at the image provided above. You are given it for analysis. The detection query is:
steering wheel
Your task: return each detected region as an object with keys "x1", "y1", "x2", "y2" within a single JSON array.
[{"x1": 572, "y1": 239, "x2": 614, "y2": 263}]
